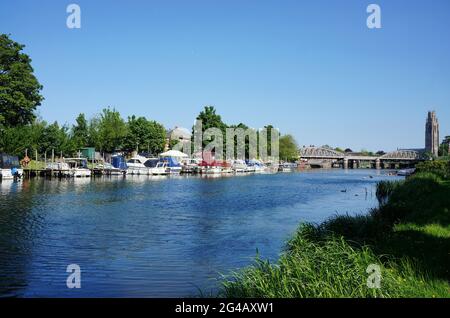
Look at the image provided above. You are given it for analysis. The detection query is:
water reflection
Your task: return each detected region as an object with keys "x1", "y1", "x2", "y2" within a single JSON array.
[
  {"x1": 0, "y1": 170, "x2": 403, "y2": 297},
  {"x1": 0, "y1": 179, "x2": 23, "y2": 194}
]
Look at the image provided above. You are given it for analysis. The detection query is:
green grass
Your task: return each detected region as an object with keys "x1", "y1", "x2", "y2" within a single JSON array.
[
  {"x1": 23, "y1": 160, "x2": 46, "y2": 170},
  {"x1": 220, "y1": 170, "x2": 450, "y2": 298},
  {"x1": 395, "y1": 223, "x2": 450, "y2": 239},
  {"x1": 375, "y1": 180, "x2": 404, "y2": 206},
  {"x1": 220, "y1": 225, "x2": 449, "y2": 298}
]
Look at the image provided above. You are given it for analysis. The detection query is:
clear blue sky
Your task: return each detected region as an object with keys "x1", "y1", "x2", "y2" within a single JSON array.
[{"x1": 1, "y1": 0, "x2": 449, "y2": 151}]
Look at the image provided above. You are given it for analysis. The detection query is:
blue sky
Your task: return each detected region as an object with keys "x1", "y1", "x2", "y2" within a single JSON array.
[{"x1": 1, "y1": 0, "x2": 449, "y2": 151}]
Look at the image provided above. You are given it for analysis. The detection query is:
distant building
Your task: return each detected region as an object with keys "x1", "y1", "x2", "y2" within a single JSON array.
[
  {"x1": 165, "y1": 126, "x2": 192, "y2": 151},
  {"x1": 425, "y1": 111, "x2": 439, "y2": 156}
]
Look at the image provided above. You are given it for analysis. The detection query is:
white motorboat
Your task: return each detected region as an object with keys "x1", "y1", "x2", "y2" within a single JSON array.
[
  {"x1": 204, "y1": 166, "x2": 222, "y2": 174},
  {"x1": 264, "y1": 162, "x2": 279, "y2": 174},
  {"x1": 221, "y1": 162, "x2": 233, "y2": 174},
  {"x1": 65, "y1": 158, "x2": 91, "y2": 177},
  {"x1": 46, "y1": 161, "x2": 70, "y2": 177},
  {"x1": 279, "y1": 162, "x2": 297, "y2": 172},
  {"x1": 0, "y1": 154, "x2": 23, "y2": 181},
  {"x1": 167, "y1": 166, "x2": 182, "y2": 175},
  {"x1": 181, "y1": 158, "x2": 201, "y2": 174},
  {"x1": 94, "y1": 162, "x2": 123, "y2": 175},
  {"x1": 253, "y1": 165, "x2": 265, "y2": 173},
  {"x1": 248, "y1": 159, "x2": 266, "y2": 173},
  {"x1": 397, "y1": 168, "x2": 415, "y2": 176},
  {"x1": 126, "y1": 155, "x2": 153, "y2": 175},
  {"x1": 151, "y1": 161, "x2": 168, "y2": 175},
  {"x1": 246, "y1": 165, "x2": 256, "y2": 173},
  {"x1": 232, "y1": 160, "x2": 247, "y2": 173}
]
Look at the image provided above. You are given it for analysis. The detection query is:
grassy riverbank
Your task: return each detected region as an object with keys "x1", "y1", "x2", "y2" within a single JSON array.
[{"x1": 220, "y1": 164, "x2": 450, "y2": 298}]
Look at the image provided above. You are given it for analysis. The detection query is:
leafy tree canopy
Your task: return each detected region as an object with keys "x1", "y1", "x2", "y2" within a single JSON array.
[
  {"x1": 0, "y1": 34, "x2": 43, "y2": 128},
  {"x1": 71, "y1": 113, "x2": 89, "y2": 150},
  {"x1": 97, "y1": 107, "x2": 127, "y2": 153},
  {"x1": 193, "y1": 106, "x2": 228, "y2": 156},
  {"x1": 196, "y1": 106, "x2": 227, "y2": 132},
  {"x1": 279, "y1": 134, "x2": 299, "y2": 162},
  {"x1": 0, "y1": 119, "x2": 45, "y2": 156},
  {"x1": 124, "y1": 115, "x2": 166, "y2": 155}
]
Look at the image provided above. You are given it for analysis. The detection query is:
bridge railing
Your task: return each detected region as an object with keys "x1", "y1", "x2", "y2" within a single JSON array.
[{"x1": 299, "y1": 147, "x2": 423, "y2": 161}]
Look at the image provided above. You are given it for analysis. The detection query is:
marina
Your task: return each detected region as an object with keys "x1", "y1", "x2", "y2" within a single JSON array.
[
  {"x1": 2, "y1": 149, "x2": 415, "y2": 182},
  {"x1": 3, "y1": 148, "x2": 284, "y2": 180}
]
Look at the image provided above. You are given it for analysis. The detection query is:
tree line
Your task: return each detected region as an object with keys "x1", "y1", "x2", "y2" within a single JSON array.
[
  {"x1": 0, "y1": 34, "x2": 167, "y2": 158},
  {"x1": 0, "y1": 108, "x2": 167, "y2": 158},
  {"x1": 1, "y1": 34, "x2": 299, "y2": 161},
  {"x1": 194, "y1": 106, "x2": 299, "y2": 162}
]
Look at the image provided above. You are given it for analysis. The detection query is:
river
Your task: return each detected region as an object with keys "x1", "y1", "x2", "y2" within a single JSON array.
[{"x1": 0, "y1": 169, "x2": 402, "y2": 297}]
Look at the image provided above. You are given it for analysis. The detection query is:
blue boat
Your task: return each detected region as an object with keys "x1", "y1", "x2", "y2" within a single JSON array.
[
  {"x1": 112, "y1": 155, "x2": 128, "y2": 170},
  {"x1": 159, "y1": 157, "x2": 182, "y2": 174}
]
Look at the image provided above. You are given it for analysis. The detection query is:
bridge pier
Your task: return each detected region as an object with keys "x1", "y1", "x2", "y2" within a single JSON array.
[
  {"x1": 375, "y1": 159, "x2": 381, "y2": 170},
  {"x1": 343, "y1": 158, "x2": 348, "y2": 169}
]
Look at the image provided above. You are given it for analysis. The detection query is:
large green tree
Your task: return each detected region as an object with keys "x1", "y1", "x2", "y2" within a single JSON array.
[
  {"x1": 38, "y1": 121, "x2": 71, "y2": 156},
  {"x1": 0, "y1": 119, "x2": 46, "y2": 156},
  {"x1": 195, "y1": 106, "x2": 227, "y2": 146},
  {"x1": 71, "y1": 113, "x2": 89, "y2": 150},
  {"x1": 0, "y1": 34, "x2": 43, "y2": 128},
  {"x1": 97, "y1": 107, "x2": 127, "y2": 153},
  {"x1": 193, "y1": 106, "x2": 228, "y2": 157},
  {"x1": 124, "y1": 115, "x2": 166, "y2": 155},
  {"x1": 87, "y1": 116, "x2": 101, "y2": 150},
  {"x1": 279, "y1": 134, "x2": 299, "y2": 162},
  {"x1": 196, "y1": 106, "x2": 227, "y2": 132},
  {"x1": 439, "y1": 136, "x2": 450, "y2": 157}
]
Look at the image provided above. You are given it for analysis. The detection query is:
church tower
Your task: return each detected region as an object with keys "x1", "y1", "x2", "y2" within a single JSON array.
[{"x1": 425, "y1": 111, "x2": 440, "y2": 156}]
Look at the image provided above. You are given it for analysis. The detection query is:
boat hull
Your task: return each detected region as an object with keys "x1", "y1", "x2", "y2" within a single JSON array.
[{"x1": 0, "y1": 168, "x2": 23, "y2": 180}]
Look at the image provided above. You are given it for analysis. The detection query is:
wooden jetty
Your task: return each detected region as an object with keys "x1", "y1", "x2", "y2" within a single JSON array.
[{"x1": 23, "y1": 168, "x2": 126, "y2": 179}]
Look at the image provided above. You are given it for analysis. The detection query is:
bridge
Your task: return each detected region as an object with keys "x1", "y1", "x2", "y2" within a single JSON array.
[{"x1": 298, "y1": 147, "x2": 424, "y2": 169}]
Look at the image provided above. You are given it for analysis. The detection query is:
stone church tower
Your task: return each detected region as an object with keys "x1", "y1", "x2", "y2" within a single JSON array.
[{"x1": 425, "y1": 111, "x2": 439, "y2": 156}]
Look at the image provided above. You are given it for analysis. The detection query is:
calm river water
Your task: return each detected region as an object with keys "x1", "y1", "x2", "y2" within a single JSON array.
[{"x1": 0, "y1": 170, "x2": 402, "y2": 297}]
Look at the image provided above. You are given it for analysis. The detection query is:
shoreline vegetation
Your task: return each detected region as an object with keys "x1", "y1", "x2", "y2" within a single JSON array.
[
  {"x1": 219, "y1": 160, "x2": 450, "y2": 298},
  {"x1": 1, "y1": 35, "x2": 300, "y2": 163}
]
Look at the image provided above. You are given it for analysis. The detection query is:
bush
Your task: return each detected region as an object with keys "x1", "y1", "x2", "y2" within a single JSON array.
[
  {"x1": 376, "y1": 180, "x2": 404, "y2": 206},
  {"x1": 315, "y1": 211, "x2": 391, "y2": 246},
  {"x1": 415, "y1": 161, "x2": 450, "y2": 180}
]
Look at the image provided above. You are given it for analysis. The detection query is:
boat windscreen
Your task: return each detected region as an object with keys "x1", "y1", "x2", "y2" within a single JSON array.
[
  {"x1": 144, "y1": 159, "x2": 159, "y2": 168},
  {"x1": 0, "y1": 154, "x2": 20, "y2": 169},
  {"x1": 159, "y1": 157, "x2": 181, "y2": 167}
]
